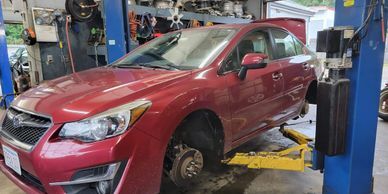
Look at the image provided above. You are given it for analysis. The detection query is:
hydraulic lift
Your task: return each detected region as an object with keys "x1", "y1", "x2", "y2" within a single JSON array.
[
  {"x1": 225, "y1": 126, "x2": 315, "y2": 172},
  {"x1": 0, "y1": 0, "x2": 387, "y2": 193},
  {"x1": 225, "y1": 0, "x2": 388, "y2": 193}
]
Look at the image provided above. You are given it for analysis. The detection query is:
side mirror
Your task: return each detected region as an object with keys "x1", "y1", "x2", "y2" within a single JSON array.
[{"x1": 238, "y1": 53, "x2": 268, "y2": 80}]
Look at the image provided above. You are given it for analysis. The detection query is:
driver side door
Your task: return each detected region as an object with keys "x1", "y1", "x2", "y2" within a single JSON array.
[{"x1": 222, "y1": 30, "x2": 284, "y2": 142}]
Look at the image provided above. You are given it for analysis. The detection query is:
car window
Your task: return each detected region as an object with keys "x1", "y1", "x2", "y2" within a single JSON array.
[
  {"x1": 293, "y1": 37, "x2": 304, "y2": 55},
  {"x1": 223, "y1": 30, "x2": 270, "y2": 72},
  {"x1": 223, "y1": 48, "x2": 240, "y2": 72},
  {"x1": 272, "y1": 29, "x2": 297, "y2": 59},
  {"x1": 116, "y1": 28, "x2": 237, "y2": 70}
]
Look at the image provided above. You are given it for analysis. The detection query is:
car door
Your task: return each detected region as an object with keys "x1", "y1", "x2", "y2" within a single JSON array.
[
  {"x1": 271, "y1": 29, "x2": 310, "y2": 117},
  {"x1": 221, "y1": 30, "x2": 284, "y2": 140}
]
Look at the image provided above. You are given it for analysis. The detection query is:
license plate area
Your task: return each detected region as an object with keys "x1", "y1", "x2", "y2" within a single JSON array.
[{"x1": 2, "y1": 145, "x2": 22, "y2": 175}]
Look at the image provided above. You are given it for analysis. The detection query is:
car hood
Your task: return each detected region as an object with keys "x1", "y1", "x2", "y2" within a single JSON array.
[{"x1": 12, "y1": 67, "x2": 191, "y2": 124}]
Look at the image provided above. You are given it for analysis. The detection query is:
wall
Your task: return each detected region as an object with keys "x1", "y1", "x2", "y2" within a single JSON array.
[
  {"x1": 308, "y1": 7, "x2": 335, "y2": 51},
  {"x1": 1, "y1": 0, "x2": 23, "y2": 23}
]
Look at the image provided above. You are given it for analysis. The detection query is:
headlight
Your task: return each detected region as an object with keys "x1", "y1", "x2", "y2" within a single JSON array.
[{"x1": 59, "y1": 100, "x2": 151, "y2": 142}]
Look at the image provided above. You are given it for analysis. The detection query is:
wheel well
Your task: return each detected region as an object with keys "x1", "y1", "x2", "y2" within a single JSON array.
[
  {"x1": 306, "y1": 80, "x2": 318, "y2": 104},
  {"x1": 169, "y1": 110, "x2": 225, "y2": 162}
]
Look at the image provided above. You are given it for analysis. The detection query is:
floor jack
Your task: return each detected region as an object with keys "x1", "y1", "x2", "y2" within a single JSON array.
[{"x1": 224, "y1": 125, "x2": 323, "y2": 172}]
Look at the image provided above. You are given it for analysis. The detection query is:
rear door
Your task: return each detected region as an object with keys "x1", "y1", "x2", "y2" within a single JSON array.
[
  {"x1": 221, "y1": 30, "x2": 284, "y2": 140},
  {"x1": 270, "y1": 28, "x2": 311, "y2": 117}
]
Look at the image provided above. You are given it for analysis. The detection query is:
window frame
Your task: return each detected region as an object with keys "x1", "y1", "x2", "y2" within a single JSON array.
[
  {"x1": 292, "y1": 36, "x2": 305, "y2": 55},
  {"x1": 219, "y1": 28, "x2": 274, "y2": 75}
]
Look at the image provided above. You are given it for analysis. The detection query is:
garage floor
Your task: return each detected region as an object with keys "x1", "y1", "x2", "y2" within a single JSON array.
[{"x1": 1, "y1": 68, "x2": 387, "y2": 194}]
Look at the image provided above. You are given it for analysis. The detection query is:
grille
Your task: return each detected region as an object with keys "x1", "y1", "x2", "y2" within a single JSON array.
[{"x1": 0, "y1": 108, "x2": 51, "y2": 147}]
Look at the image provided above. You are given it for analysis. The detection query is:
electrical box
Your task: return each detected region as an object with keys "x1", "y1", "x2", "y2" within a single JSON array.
[
  {"x1": 316, "y1": 27, "x2": 355, "y2": 69},
  {"x1": 316, "y1": 30, "x2": 343, "y2": 53},
  {"x1": 32, "y1": 7, "x2": 59, "y2": 42},
  {"x1": 316, "y1": 28, "x2": 354, "y2": 54}
]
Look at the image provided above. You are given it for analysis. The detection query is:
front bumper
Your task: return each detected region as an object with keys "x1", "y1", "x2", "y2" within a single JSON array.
[
  {"x1": 0, "y1": 158, "x2": 44, "y2": 194},
  {"x1": 0, "y1": 125, "x2": 166, "y2": 194}
]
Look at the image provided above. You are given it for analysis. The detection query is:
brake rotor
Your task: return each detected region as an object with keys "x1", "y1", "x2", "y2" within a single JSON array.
[{"x1": 169, "y1": 147, "x2": 203, "y2": 186}]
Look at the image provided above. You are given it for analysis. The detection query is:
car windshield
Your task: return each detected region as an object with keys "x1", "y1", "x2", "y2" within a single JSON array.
[{"x1": 114, "y1": 28, "x2": 237, "y2": 70}]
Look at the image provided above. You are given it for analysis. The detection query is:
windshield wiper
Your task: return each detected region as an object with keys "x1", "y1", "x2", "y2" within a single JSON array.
[
  {"x1": 112, "y1": 63, "x2": 180, "y2": 70},
  {"x1": 137, "y1": 63, "x2": 180, "y2": 70},
  {"x1": 113, "y1": 64, "x2": 143, "y2": 69}
]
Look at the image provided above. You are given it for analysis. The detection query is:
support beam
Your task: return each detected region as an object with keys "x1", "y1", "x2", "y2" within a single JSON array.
[
  {"x1": 103, "y1": 0, "x2": 129, "y2": 63},
  {"x1": 0, "y1": 2, "x2": 15, "y2": 105},
  {"x1": 323, "y1": 0, "x2": 387, "y2": 193}
]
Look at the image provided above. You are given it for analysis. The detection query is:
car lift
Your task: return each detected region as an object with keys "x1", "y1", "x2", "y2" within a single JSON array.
[
  {"x1": 225, "y1": 126, "x2": 316, "y2": 172},
  {"x1": 224, "y1": 0, "x2": 388, "y2": 194}
]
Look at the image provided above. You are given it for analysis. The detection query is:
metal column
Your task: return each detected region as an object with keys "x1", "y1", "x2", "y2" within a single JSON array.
[
  {"x1": 0, "y1": 2, "x2": 14, "y2": 106},
  {"x1": 103, "y1": 0, "x2": 129, "y2": 63},
  {"x1": 323, "y1": 0, "x2": 387, "y2": 193}
]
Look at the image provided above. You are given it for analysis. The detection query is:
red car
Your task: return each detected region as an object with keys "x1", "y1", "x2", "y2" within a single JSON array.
[{"x1": 0, "y1": 18, "x2": 319, "y2": 194}]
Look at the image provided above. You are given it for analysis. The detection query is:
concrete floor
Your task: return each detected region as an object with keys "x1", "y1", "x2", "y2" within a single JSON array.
[{"x1": 1, "y1": 68, "x2": 387, "y2": 194}]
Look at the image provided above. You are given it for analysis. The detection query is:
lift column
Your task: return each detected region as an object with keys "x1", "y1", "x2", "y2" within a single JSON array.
[
  {"x1": 323, "y1": 0, "x2": 387, "y2": 193},
  {"x1": 102, "y1": 0, "x2": 130, "y2": 63},
  {"x1": 0, "y1": 3, "x2": 14, "y2": 106}
]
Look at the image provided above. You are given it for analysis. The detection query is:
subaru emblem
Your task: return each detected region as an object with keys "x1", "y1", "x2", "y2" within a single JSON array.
[{"x1": 12, "y1": 114, "x2": 24, "y2": 128}]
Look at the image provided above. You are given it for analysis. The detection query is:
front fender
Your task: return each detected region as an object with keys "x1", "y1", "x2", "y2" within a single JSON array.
[{"x1": 132, "y1": 71, "x2": 232, "y2": 153}]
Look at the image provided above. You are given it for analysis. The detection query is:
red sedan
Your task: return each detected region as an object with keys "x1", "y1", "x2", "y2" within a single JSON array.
[{"x1": 0, "y1": 18, "x2": 320, "y2": 194}]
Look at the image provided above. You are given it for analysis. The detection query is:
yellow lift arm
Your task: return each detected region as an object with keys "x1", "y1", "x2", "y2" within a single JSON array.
[{"x1": 225, "y1": 128, "x2": 314, "y2": 172}]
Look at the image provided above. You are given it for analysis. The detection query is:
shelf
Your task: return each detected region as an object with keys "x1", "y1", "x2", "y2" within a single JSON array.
[{"x1": 128, "y1": 5, "x2": 251, "y2": 24}]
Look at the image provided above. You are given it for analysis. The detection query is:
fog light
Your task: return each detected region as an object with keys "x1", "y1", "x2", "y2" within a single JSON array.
[{"x1": 96, "y1": 181, "x2": 112, "y2": 194}]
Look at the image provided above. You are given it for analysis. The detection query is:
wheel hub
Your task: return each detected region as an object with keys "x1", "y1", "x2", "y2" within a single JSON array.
[{"x1": 169, "y1": 146, "x2": 203, "y2": 186}]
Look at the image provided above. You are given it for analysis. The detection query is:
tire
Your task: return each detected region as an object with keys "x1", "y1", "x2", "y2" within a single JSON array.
[{"x1": 379, "y1": 87, "x2": 388, "y2": 121}]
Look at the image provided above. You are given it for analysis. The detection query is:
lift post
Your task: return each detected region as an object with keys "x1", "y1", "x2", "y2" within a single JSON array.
[
  {"x1": 0, "y1": 3, "x2": 14, "y2": 107},
  {"x1": 102, "y1": 0, "x2": 130, "y2": 63},
  {"x1": 228, "y1": 0, "x2": 387, "y2": 192},
  {"x1": 322, "y1": 0, "x2": 388, "y2": 193}
]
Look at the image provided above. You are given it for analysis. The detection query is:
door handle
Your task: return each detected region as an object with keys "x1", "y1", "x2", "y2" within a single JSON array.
[{"x1": 272, "y1": 72, "x2": 283, "y2": 81}]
